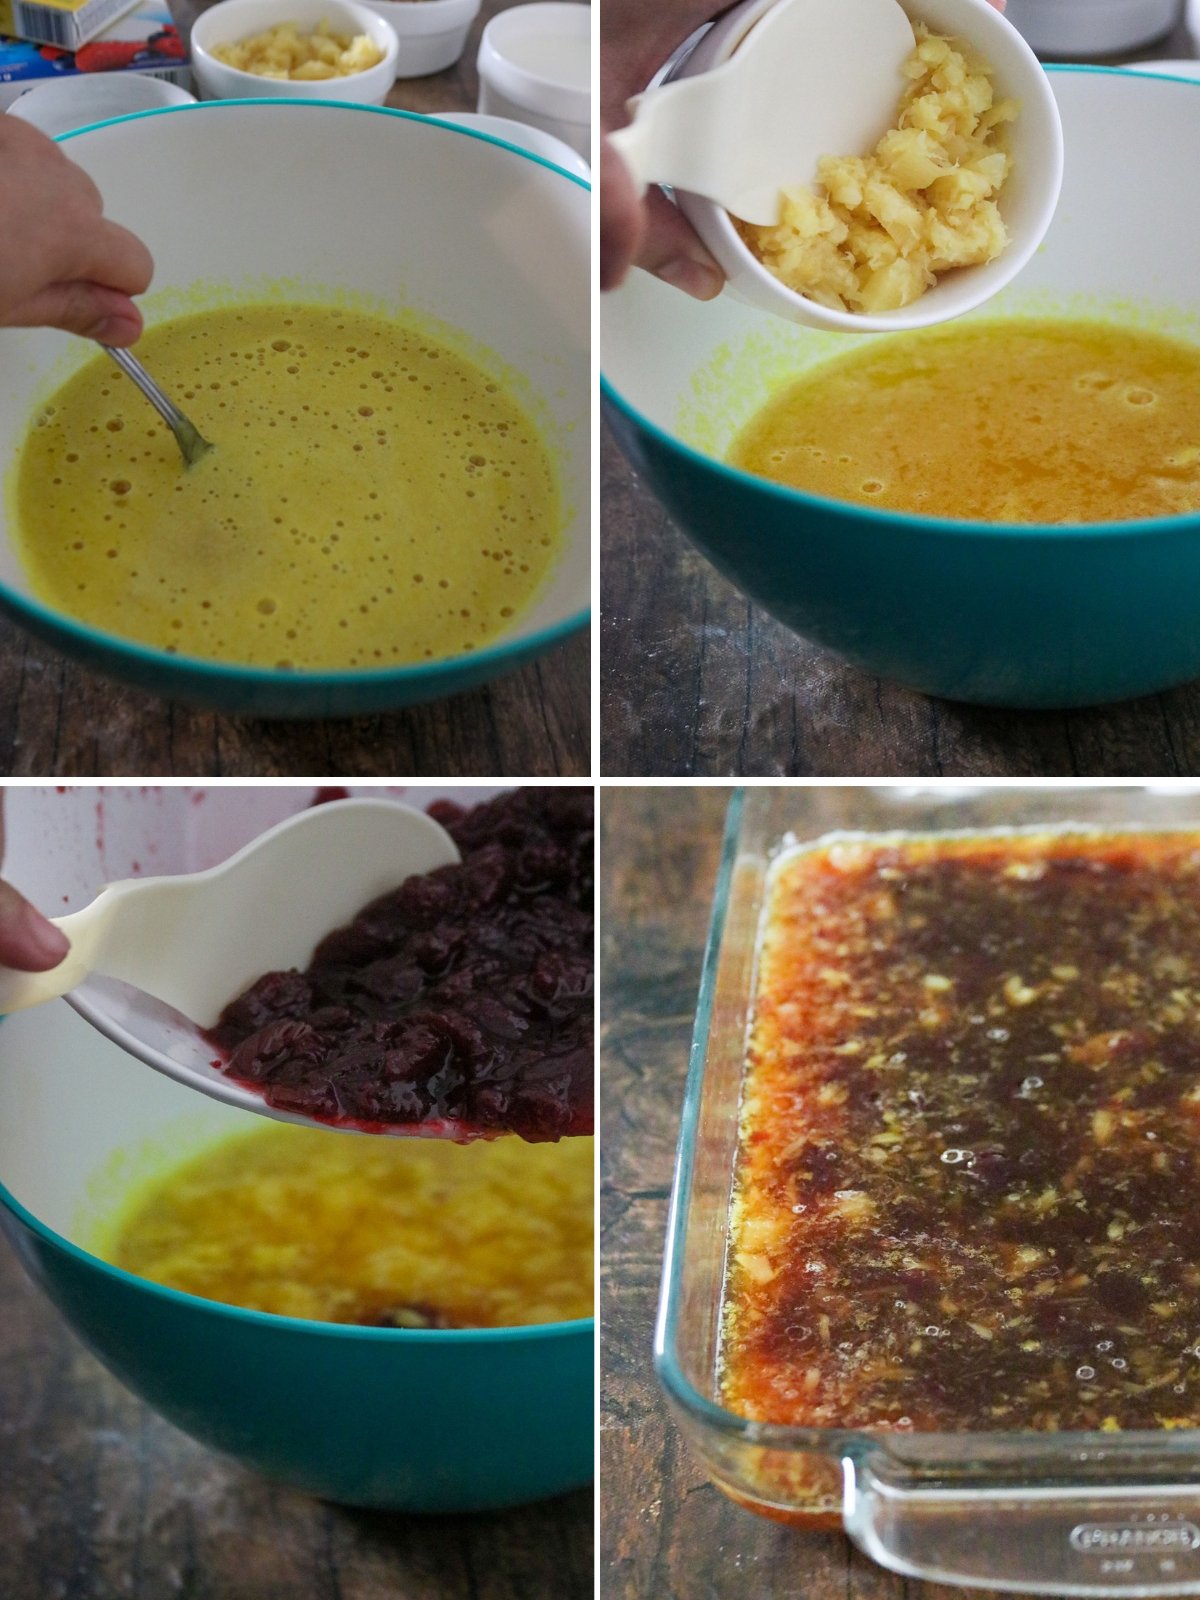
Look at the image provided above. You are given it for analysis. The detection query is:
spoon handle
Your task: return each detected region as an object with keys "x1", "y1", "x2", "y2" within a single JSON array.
[{"x1": 103, "y1": 344, "x2": 213, "y2": 466}]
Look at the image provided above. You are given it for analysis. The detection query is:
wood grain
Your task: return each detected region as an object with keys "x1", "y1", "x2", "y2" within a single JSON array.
[
  {"x1": 599, "y1": 786, "x2": 1061, "y2": 1600},
  {"x1": 3, "y1": 0, "x2": 589, "y2": 778},
  {"x1": 598, "y1": 25, "x2": 1200, "y2": 780}
]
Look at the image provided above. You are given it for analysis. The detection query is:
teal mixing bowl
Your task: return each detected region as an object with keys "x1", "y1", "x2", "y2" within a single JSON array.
[
  {"x1": 0, "y1": 101, "x2": 589, "y2": 718},
  {"x1": 0, "y1": 1000, "x2": 593, "y2": 1510},
  {"x1": 602, "y1": 68, "x2": 1200, "y2": 710}
]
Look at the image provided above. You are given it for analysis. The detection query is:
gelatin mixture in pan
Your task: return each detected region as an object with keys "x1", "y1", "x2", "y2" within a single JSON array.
[{"x1": 725, "y1": 830, "x2": 1200, "y2": 1433}]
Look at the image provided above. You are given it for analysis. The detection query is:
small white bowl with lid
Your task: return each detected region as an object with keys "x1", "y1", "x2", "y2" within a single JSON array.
[
  {"x1": 365, "y1": 0, "x2": 479, "y2": 78},
  {"x1": 476, "y1": 1, "x2": 589, "y2": 159}
]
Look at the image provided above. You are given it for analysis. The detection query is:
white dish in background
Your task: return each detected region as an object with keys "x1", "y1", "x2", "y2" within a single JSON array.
[
  {"x1": 661, "y1": 0, "x2": 1063, "y2": 333},
  {"x1": 1122, "y1": 55, "x2": 1200, "y2": 76},
  {"x1": 1007, "y1": 0, "x2": 1179, "y2": 56},
  {"x1": 366, "y1": 0, "x2": 479, "y2": 77},
  {"x1": 7, "y1": 74, "x2": 194, "y2": 137},
  {"x1": 477, "y1": 1, "x2": 589, "y2": 159},
  {"x1": 191, "y1": 0, "x2": 399, "y2": 102},
  {"x1": 433, "y1": 109, "x2": 588, "y2": 176}
]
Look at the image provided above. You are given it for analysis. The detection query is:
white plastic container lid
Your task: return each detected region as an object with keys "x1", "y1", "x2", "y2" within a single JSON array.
[{"x1": 476, "y1": 1, "x2": 589, "y2": 124}]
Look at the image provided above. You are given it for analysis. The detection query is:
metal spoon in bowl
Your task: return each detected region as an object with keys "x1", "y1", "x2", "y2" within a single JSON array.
[
  {"x1": 103, "y1": 344, "x2": 214, "y2": 467},
  {"x1": 0, "y1": 799, "x2": 460, "y2": 1132}
]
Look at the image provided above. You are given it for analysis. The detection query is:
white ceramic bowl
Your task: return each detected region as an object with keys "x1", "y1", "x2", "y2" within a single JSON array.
[
  {"x1": 477, "y1": 1, "x2": 589, "y2": 160},
  {"x1": 667, "y1": 0, "x2": 1064, "y2": 333},
  {"x1": 191, "y1": 0, "x2": 399, "y2": 102},
  {"x1": 366, "y1": 0, "x2": 479, "y2": 78},
  {"x1": 434, "y1": 109, "x2": 589, "y2": 177},
  {"x1": 7, "y1": 75, "x2": 195, "y2": 138},
  {"x1": 0, "y1": 102, "x2": 589, "y2": 719},
  {"x1": 1121, "y1": 56, "x2": 1200, "y2": 77}
]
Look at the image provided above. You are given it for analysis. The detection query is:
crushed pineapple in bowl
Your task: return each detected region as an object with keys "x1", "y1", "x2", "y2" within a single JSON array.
[
  {"x1": 666, "y1": 0, "x2": 1061, "y2": 332},
  {"x1": 192, "y1": 0, "x2": 399, "y2": 102}
]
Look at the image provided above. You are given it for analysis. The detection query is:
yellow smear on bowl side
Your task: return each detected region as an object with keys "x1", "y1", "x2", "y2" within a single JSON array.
[
  {"x1": 14, "y1": 303, "x2": 562, "y2": 670},
  {"x1": 106, "y1": 1122, "x2": 594, "y2": 1329}
]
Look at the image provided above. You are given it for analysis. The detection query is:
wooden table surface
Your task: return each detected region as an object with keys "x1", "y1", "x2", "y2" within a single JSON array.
[
  {"x1": 600, "y1": 26, "x2": 1200, "y2": 780},
  {"x1": 3, "y1": 0, "x2": 589, "y2": 779},
  {"x1": 600, "y1": 785, "x2": 1061, "y2": 1600},
  {"x1": 0, "y1": 1234, "x2": 592, "y2": 1600}
]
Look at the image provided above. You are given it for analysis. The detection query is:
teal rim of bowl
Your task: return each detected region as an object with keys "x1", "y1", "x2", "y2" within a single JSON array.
[
  {"x1": 601, "y1": 62, "x2": 1200, "y2": 546},
  {"x1": 0, "y1": 1159, "x2": 594, "y2": 1345},
  {"x1": 1, "y1": 98, "x2": 589, "y2": 692}
]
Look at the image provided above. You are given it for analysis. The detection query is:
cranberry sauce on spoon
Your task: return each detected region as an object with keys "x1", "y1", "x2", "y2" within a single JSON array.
[{"x1": 207, "y1": 788, "x2": 593, "y2": 1142}]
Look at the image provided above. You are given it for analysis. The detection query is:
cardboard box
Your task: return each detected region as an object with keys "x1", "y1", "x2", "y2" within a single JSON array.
[
  {"x1": 0, "y1": 0, "x2": 141, "y2": 52},
  {"x1": 0, "y1": 0, "x2": 188, "y2": 105}
]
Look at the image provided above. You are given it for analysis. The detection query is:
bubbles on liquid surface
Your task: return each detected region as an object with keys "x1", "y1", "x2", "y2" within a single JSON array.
[{"x1": 21, "y1": 303, "x2": 559, "y2": 671}]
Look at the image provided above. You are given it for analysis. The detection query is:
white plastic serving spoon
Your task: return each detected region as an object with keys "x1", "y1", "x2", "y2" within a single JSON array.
[
  {"x1": 608, "y1": 0, "x2": 916, "y2": 225},
  {"x1": 0, "y1": 798, "x2": 460, "y2": 1129}
]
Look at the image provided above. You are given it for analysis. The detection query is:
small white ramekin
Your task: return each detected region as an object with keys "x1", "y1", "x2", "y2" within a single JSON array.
[
  {"x1": 191, "y1": 0, "x2": 400, "y2": 102},
  {"x1": 365, "y1": 0, "x2": 479, "y2": 78},
  {"x1": 476, "y1": 1, "x2": 589, "y2": 159}
]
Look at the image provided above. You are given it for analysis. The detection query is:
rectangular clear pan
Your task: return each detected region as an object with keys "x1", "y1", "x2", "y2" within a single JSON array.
[{"x1": 655, "y1": 784, "x2": 1200, "y2": 1597}]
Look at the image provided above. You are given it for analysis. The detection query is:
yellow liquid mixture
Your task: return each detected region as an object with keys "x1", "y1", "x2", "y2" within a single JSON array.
[
  {"x1": 730, "y1": 319, "x2": 1200, "y2": 524},
  {"x1": 14, "y1": 305, "x2": 561, "y2": 669},
  {"x1": 109, "y1": 1125, "x2": 594, "y2": 1328}
]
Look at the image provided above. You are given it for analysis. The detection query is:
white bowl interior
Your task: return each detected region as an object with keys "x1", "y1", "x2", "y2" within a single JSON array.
[
  {"x1": 0, "y1": 104, "x2": 589, "y2": 656},
  {"x1": 0, "y1": 784, "x2": 501, "y2": 1243},
  {"x1": 604, "y1": 70, "x2": 1200, "y2": 463}
]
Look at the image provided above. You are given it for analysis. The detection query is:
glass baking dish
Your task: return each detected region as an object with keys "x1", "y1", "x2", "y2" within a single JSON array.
[{"x1": 656, "y1": 783, "x2": 1200, "y2": 1597}]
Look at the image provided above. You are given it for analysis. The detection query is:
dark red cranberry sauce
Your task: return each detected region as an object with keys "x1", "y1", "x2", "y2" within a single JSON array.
[{"x1": 208, "y1": 788, "x2": 593, "y2": 1142}]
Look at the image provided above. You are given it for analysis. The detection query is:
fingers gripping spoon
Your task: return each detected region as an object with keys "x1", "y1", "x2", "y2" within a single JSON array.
[
  {"x1": 0, "y1": 800, "x2": 460, "y2": 1130},
  {"x1": 608, "y1": 0, "x2": 916, "y2": 225}
]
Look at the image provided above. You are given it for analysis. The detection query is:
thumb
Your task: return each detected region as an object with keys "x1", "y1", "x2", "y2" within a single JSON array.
[
  {"x1": 3, "y1": 280, "x2": 143, "y2": 346},
  {"x1": 0, "y1": 881, "x2": 70, "y2": 972}
]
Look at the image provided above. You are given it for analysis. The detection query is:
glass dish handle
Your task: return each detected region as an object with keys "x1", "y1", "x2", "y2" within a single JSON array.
[{"x1": 846, "y1": 1453, "x2": 1200, "y2": 1596}]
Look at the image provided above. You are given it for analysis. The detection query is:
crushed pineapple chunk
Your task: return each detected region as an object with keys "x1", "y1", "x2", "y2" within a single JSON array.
[{"x1": 739, "y1": 27, "x2": 1016, "y2": 313}]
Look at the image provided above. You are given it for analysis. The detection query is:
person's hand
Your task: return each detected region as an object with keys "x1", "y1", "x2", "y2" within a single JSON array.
[
  {"x1": 0, "y1": 804, "x2": 69, "y2": 972},
  {"x1": 0, "y1": 117, "x2": 153, "y2": 347},
  {"x1": 601, "y1": 0, "x2": 1007, "y2": 298},
  {"x1": 601, "y1": 0, "x2": 728, "y2": 299}
]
